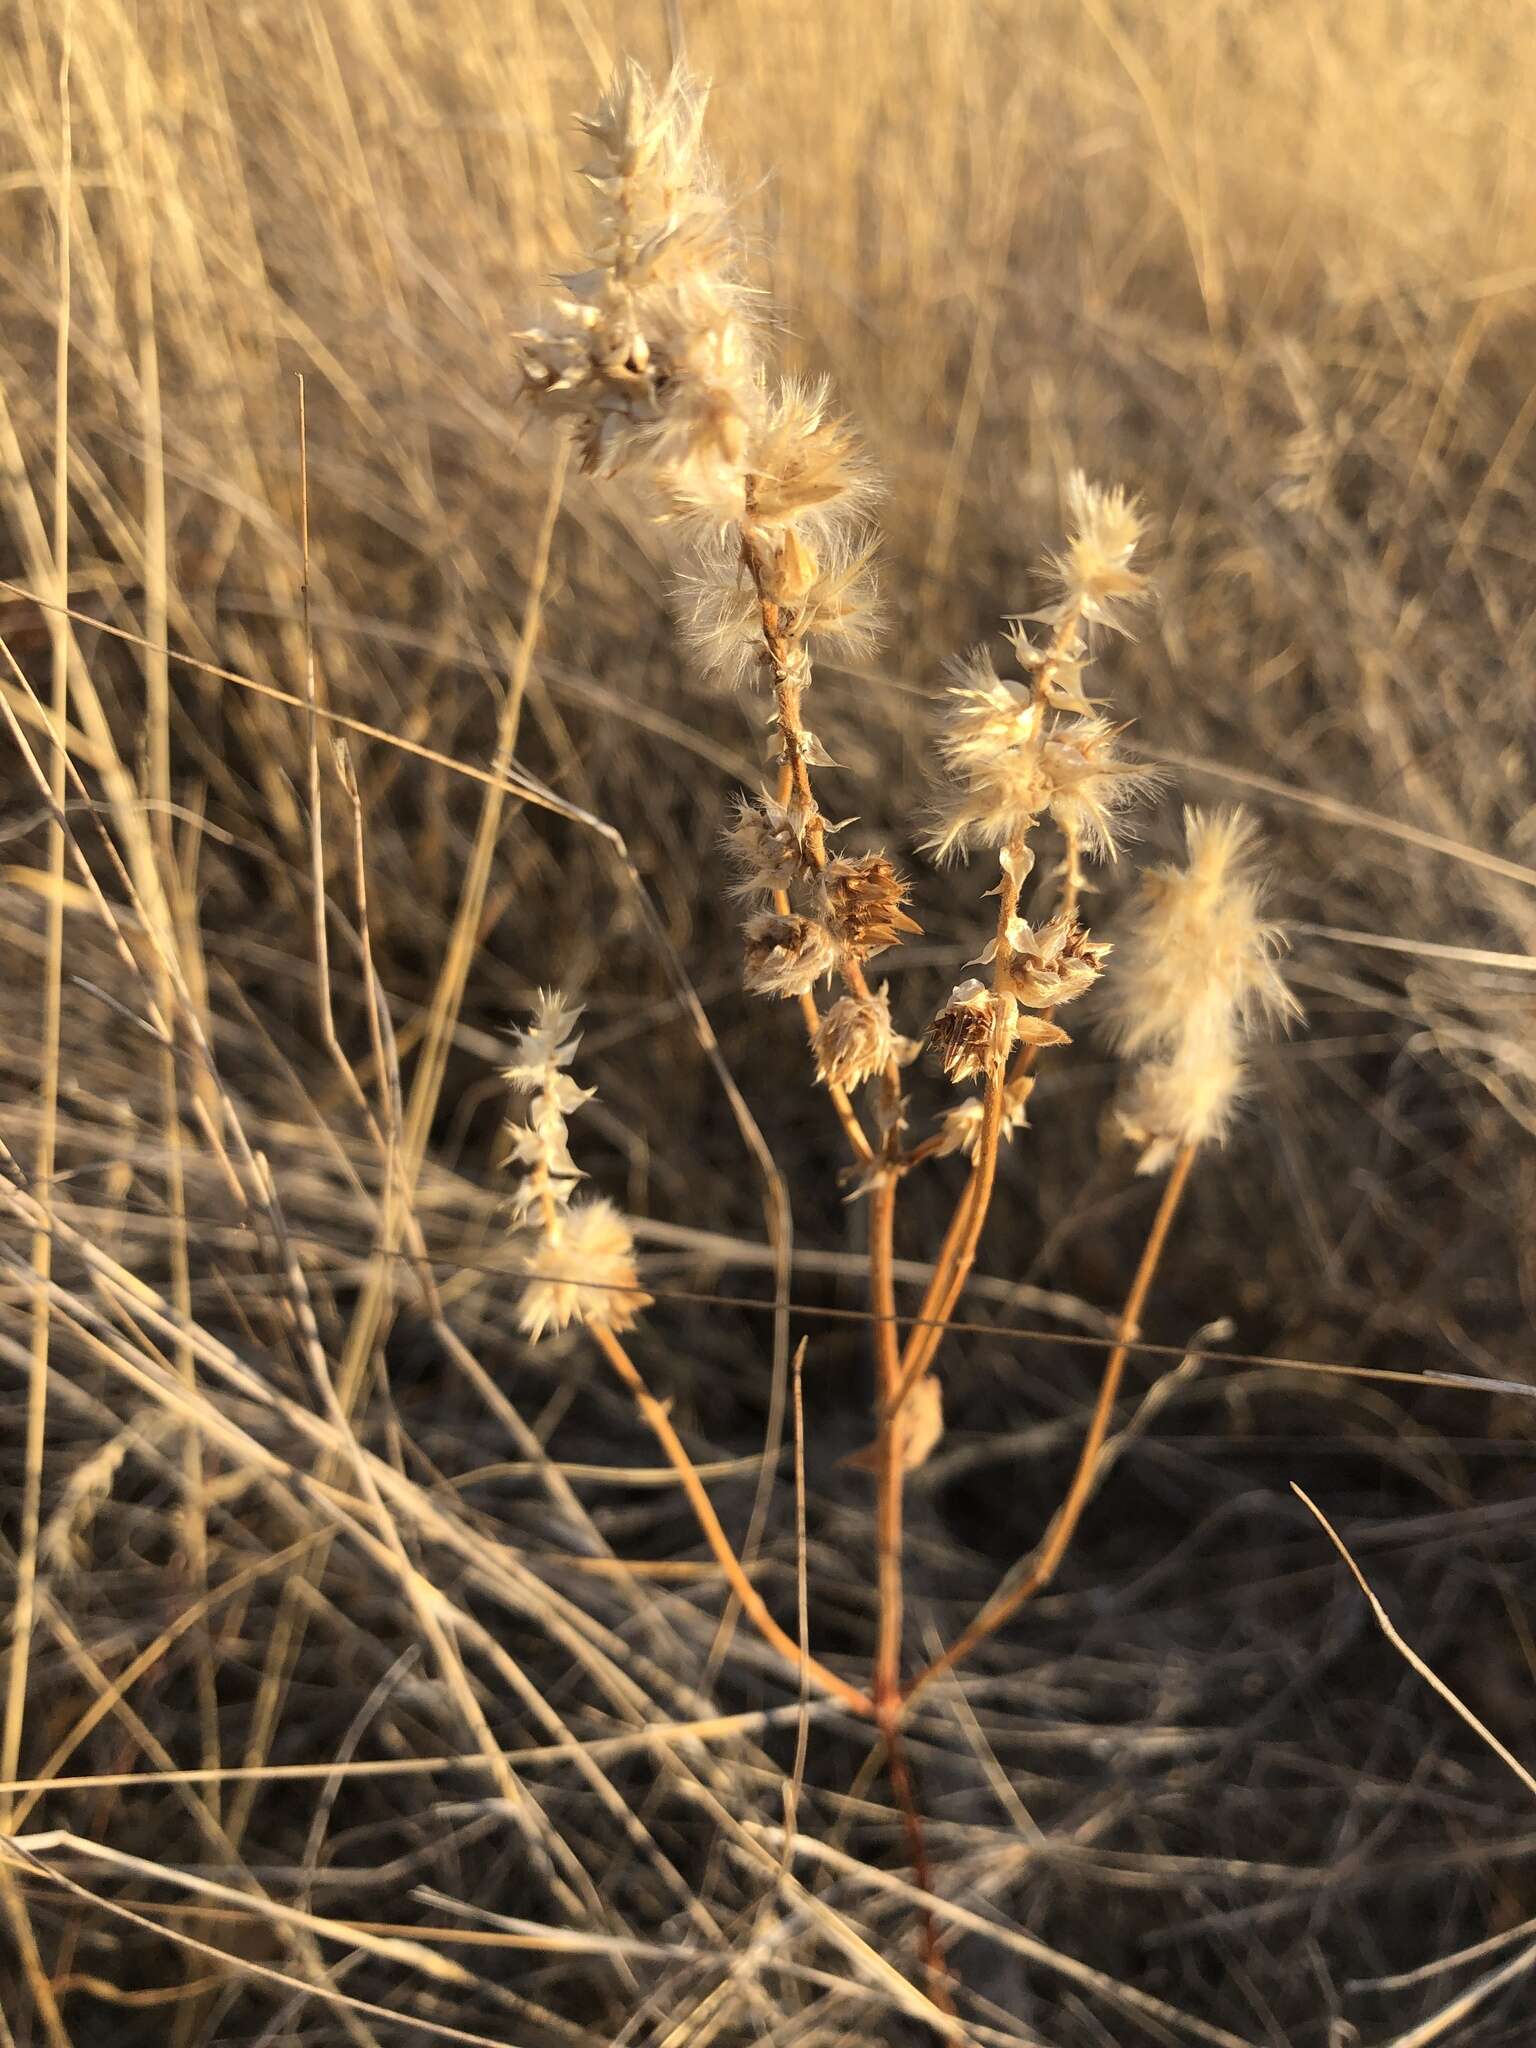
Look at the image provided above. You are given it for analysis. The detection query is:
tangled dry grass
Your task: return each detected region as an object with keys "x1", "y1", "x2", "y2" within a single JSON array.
[{"x1": 1, "y1": 1, "x2": 1534, "y2": 2043}]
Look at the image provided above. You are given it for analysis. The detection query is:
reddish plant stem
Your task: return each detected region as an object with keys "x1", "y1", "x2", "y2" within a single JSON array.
[
  {"x1": 879, "y1": 1704, "x2": 956, "y2": 2015},
  {"x1": 870, "y1": 1176, "x2": 952, "y2": 2006},
  {"x1": 869, "y1": 1172, "x2": 904, "y2": 1707},
  {"x1": 743, "y1": 516, "x2": 940, "y2": 1991}
]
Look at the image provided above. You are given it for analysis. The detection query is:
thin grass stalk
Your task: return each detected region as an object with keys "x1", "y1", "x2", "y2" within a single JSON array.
[
  {"x1": 129, "y1": 73, "x2": 219, "y2": 1865},
  {"x1": 220, "y1": 449, "x2": 570, "y2": 1851},
  {"x1": 0, "y1": 7, "x2": 75, "y2": 1834},
  {"x1": 868, "y1": 1161, "x2": 953, "y2": 2002}
]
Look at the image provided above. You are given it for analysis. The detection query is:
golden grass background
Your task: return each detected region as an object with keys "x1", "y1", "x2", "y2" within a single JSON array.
[{"x1": 0, "y1": 1, "x2": 1534, "y2": 2042}]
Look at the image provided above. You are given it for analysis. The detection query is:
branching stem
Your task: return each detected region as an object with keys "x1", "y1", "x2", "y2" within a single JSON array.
[{"x1": 905, "y1": 1140, "x2": 1196, "y2": 1703}]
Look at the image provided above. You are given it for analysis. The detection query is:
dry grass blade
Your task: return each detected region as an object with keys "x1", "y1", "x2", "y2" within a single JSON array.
[
  {"x1": 0, "y1": 1838, "x2": 525, "y2": 2048},
  {"x1": 1292, "y1": 1486, "x2": 1536, "y2": 1804}
]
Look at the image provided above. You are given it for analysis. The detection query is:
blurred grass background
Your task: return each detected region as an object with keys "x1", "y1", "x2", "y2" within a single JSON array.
[{"x1": 0, "y1": 1, "x2": 1534, "y2": 2042}]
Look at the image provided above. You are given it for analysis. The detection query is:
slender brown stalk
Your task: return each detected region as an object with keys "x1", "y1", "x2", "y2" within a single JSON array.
[
  {"x1": 879, "y1": 1715, "x2": 956, "y2": 2014},
  {"x1": 589, "y1": 1325, "x2": 873, "y2": 1716},
  {"x1": 749, "y1": 550, "x2": 927, "y2": 1913},
  {"x1": 868, "y1": 1165, "x2": 954, "y2": 2009},
  {"x1": 868, "y1": 1174, "x2": 904, "y2": 1708},
  {"x1": 888, "y1": 818, "x2": 1031, "y2": 1403},
  {"x1": 905, "y1": 1140, "x2": 1196, "y2": 1703},
  {"x1": 753, "y1": 531, "x2": 938, "y2": 1939},
  {"x1": 748, "y1": 520, "x2": 911, "y2": 1731}
]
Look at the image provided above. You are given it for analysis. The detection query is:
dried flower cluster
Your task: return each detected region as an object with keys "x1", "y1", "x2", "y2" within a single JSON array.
[
  {"x1": 932, "y1": 1075, "x2": 1036, "y2": 1161},
  {"x1": 814, "y1": 986, "x2": 915, "y2": 1093},
  {"x1": 722, "y1": 791, "x2": 807, "y2": 897},
  {"x1": 928, "y1": 978, "x2": 1006, "y2": 1085},
  {"x1": 503, "y1": 993, "x2": 651, "y2": 1339},
  {"x1": 518, "y1": 63, "x2": 754, "y2": 493},
  {"x1": 676, "y1": 379, "x2": 882, "y2": 692},
  {"x1": 926, "y1": 660, "x2": 1155, "y2": 864},
  {"x1": 820, "y1": 853, "x2": 921, "y2": 961},
  {"x1": 972, "y1": 911, "x2": 1110, "y2": 1010},
  {"x1": 523, "y1": 63, "x2": 913, "y2": 1118},
  {"x1": 1104, "y1": 808, "x2": 1299, "y2": 1171},
  {"x1": 927, "y1": 475, "x2": 1155, "y2": 862},
  {"x1": 1036, "y1": 473, "x2": 1151, "y2": 636},
  {"x1": 741, "y1": 911, "x2": 839, "y2": 999},
  {"x1": 519, "y1": 65, "x2": 878, "y2": 697},
  {"x1": 919, "y1": 475, "x2": 1151, "y2": 1158}
]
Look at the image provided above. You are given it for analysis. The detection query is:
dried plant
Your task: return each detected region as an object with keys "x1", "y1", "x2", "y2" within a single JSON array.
[
  {"x1": 0, "y1": 10, "x2": 1527, "y2": 2046},
  {"x1": 518, "y1": 59, "x2": 1309, "y2": 2005},
  {"x1": 503, "y1": 995, "x2": 650, "y2": 1340}
]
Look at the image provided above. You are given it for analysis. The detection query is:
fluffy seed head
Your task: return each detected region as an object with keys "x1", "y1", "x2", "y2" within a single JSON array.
[
  {"x1": 928, "y1": 978, "x2": 999, "y2": 1083},
  {"x1": 741, "y1": 912, "x2": 839, "y2": 998},
  {"x1": 745, "y1": 378, "x2": 877, "y2": 531},
  {"x1": 520, "y1": 63, "x2": 759, "y2": 494},
  {"x1": 1104, "y1": 808, "x2": 1299, "y2": 1168},
  {"x1": 934, "y1": 652, "x2": 1040, "y2": 777},
  {"x1": 1104, "y1": 808, "x2": 1298, "y2": 1059},
  {"x1": 1116, "y1": 1039, "x2": 1249, "y2": 1174},
  {"x1": 977, "y1": 913, "x2": 1109, "y2": 1007},
  {"x1": 576, "y1": 59, "x2": 706, "y2": 197},
  {"x1": 502, "y1": 990, "x2": 582, "y2": 1089},
  {"x1": 517, "y1": 1197, "x2": 652, "y2": 1341},
  {"x1": 722, "y1": 792, "x2": 809, "y2": 897},
  {"x1": 1039, "y1": 472, "x2": 1151, "y2": 634},
  {"x1": 925, "y1": 652, "x2": 1049, "y2": 861},
  {"x1": 819, "y1": 853, "x2": 921, "y2": 962},
  {"x1": 1039, "y1": 717, "x2": 1160, "y2": 860},
  {"x1": 677, "y1": 525, "x2": 881, "y2": 689},
  {"x1": 813, "y1": 987, "x2": 903, "y2": 1091},
  {"x1": 772, "y1": 528, "x2": 882, "y2": 657}
]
